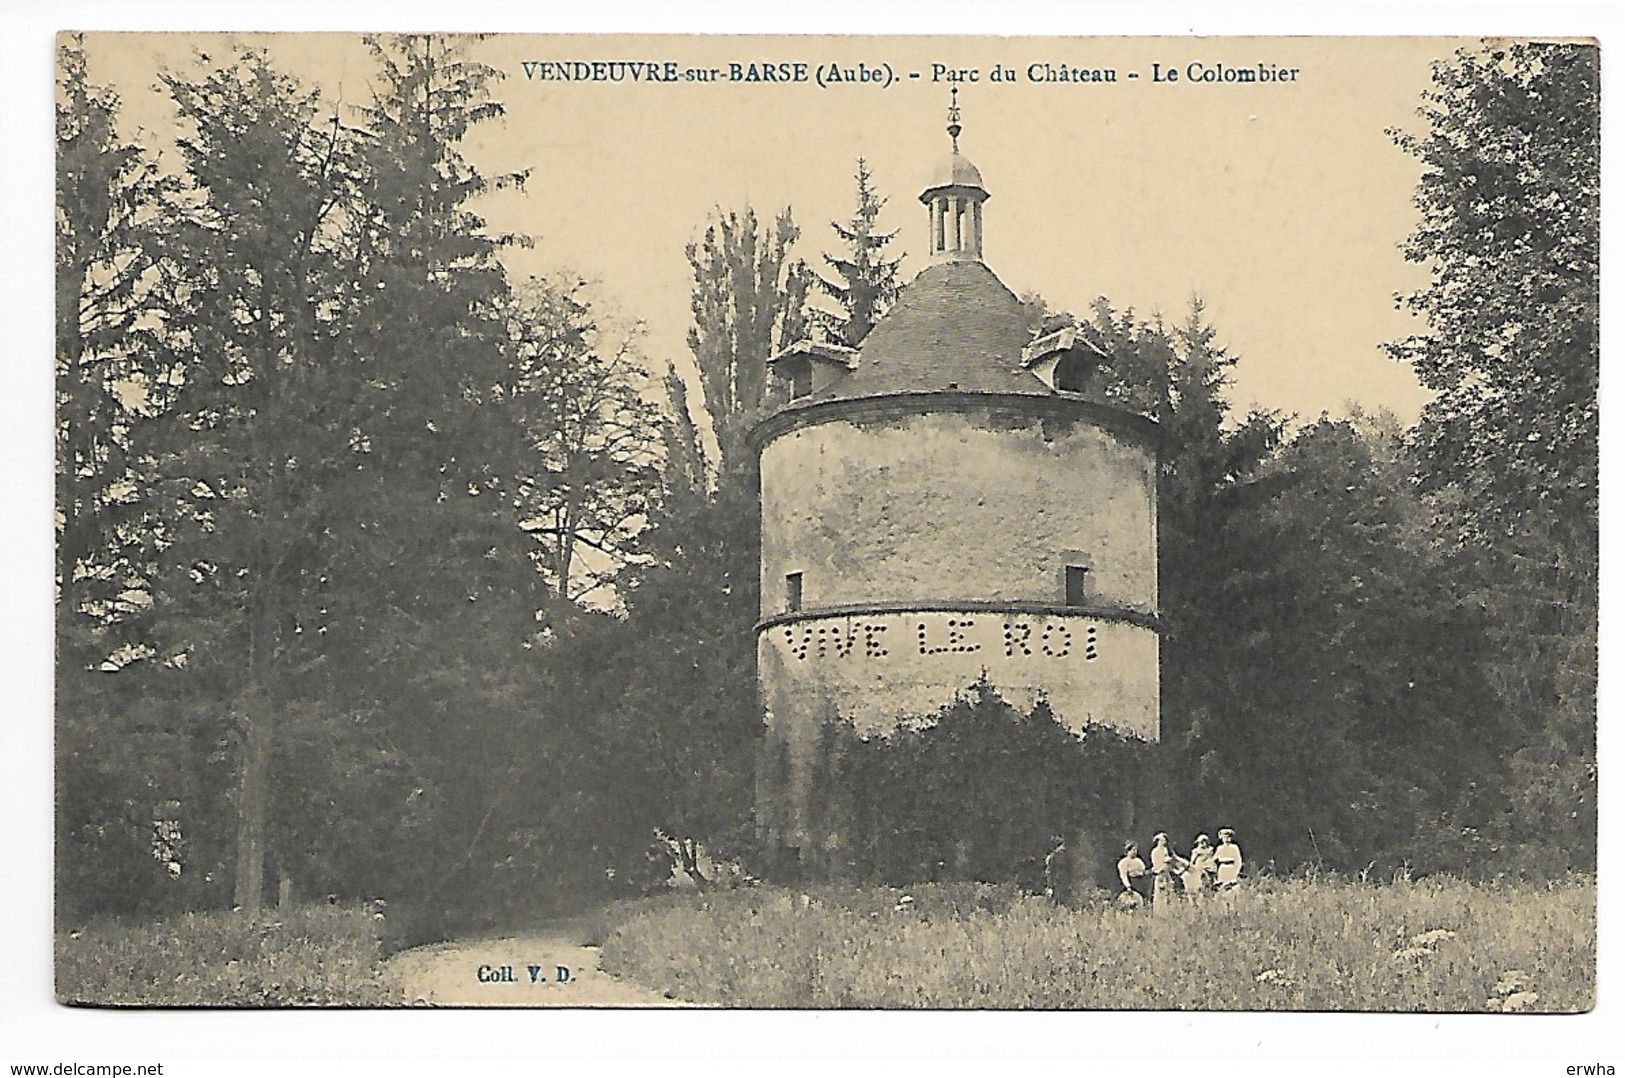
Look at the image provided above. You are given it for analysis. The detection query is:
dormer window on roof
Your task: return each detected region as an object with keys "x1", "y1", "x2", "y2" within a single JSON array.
[
  {"x1": 1021, "y1": 324, "x2": 1109, "y2": 394},
  {"x1": 767, "y1": 338, "x2": 860, "y2": 400}
]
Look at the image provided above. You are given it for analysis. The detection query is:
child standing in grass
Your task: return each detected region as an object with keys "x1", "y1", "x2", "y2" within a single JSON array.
[{"x1": 1183, "y1": 833, "x2": 1215, "y2": 898}]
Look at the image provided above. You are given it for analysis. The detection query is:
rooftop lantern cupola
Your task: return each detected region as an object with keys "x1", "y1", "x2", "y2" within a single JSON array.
[{"x1": 919, "y1": 87, "x2": 989, "y2": 262}]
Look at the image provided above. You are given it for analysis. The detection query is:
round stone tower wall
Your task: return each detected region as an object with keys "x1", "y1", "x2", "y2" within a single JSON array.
[{"x1": 754, "y1": 394, "x2": 1160, "y2": 859}]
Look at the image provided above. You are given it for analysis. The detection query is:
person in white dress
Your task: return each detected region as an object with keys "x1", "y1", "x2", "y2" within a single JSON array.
[
  {"x1": 1214, "y1": 828, "x2": 1243, "y2": 892},
  {"x1": 1149, "y1": 832, "x2": 1187, "y2": 911},
  {"x1": 1116, "y1": 841, "x2": 1147, "y2": 907}
]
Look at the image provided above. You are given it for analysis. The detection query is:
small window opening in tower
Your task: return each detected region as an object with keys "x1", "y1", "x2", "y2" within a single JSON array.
[
  {"x1": 1054, "y1": 352, "x2": 1098, "y2": 393},
  {"x1": 788, "y1": 358, "x2": 813, "y2": 399},
  {"x1": 786, "y1": 572, "x2": 804, "y2": 612},
  {"x1": 935, "y1": 200, "x2": 946, "y2": 251},
  {"x1": 1065, "y1": 564, "x2": 1091, "y2": 606}
]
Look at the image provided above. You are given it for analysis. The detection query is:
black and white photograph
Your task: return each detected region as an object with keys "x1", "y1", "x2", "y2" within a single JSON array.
[{"x1": 13, "y1": 8, "x2": 1615, "y2": 1071}]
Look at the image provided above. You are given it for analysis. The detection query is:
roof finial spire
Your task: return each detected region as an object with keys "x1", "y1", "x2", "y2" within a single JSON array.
[{"x1": 947, "y1": 86, "x2": 962, "y2": 153}]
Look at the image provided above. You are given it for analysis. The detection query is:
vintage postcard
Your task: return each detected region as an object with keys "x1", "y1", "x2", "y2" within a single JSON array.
[{"x1": 52, "y1": 30, "x2": 1597, "y2": 1021}]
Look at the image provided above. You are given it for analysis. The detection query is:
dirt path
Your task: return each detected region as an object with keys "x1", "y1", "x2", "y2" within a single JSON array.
[{"x1": 386, "y1": 926, "x2": 689, "y2": 1007}]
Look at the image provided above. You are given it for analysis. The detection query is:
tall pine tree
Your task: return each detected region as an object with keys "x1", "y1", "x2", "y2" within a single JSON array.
[
  {"x1": 149, "y1": 48, "x2": 378, "y2": 911},
  {"x1": 810, "y1": 158, "x2": 903, "y2": 349},
  {"x1": 143, "y1": 38, "x2": 540, "y2": 912},
  {"x1": 56, "y1": 36, "x2": 198, "y2": 918},
  {"x1": 55, "y1": 34, "x2": 176, "y2": 658}
]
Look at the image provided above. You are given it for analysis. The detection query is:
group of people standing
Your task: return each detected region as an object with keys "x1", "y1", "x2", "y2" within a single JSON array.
[{"x1": 1116, "y1": 828, "x2": 1242, "y2": 907}]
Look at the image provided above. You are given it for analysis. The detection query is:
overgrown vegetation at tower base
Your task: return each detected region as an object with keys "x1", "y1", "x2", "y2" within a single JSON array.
[
  {"x1": 596, "y1": 876, "x2": 1594, "y2": 1011},
  {"x1": 758, "y1": 682, "x2": 1147, "y2": 885}
]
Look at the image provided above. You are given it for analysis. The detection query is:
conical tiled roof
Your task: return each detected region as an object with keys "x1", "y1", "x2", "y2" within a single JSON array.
[{"x1": 800, "y1": 260, "x2": 1047, "y2": 404}]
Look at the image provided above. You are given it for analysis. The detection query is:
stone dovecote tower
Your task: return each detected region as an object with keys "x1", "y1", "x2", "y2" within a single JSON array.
[{"x1": 752, "y1": 93, "x2": 1160, "y2": 871}]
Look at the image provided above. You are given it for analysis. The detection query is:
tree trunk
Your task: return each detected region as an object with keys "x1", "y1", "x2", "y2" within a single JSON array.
[{"x1": 233, "y1": 714, "x2": 272, "y2": 913}]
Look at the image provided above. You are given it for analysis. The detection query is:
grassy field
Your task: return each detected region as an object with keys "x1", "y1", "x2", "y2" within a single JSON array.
[
  {"x1": 57, "y1": 904, "x2": 399, "y2": 1006},
  {"x1": 597, "y1": 875, "x2": 1595, "y2": 1010}
]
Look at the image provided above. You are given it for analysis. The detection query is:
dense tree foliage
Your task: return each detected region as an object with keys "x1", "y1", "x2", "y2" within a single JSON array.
[
  {"x1": 1390, "y1": 43, "x2": 1598, "y2": 565},
  {"x1": 55, "y1": 35, "x2": 190, "y2": 917},
  {"x1": 592, "y1": 201, "x2": 819, "y2": 883},
  {"x1": 54, "y1": 36, "x2": 175, "y2": 651},
  {"x1": 1072, "y1": 295, "x2": 1554, "y2": 877},
  {"x1": 149, "y1": 48, "x2": 388, "y2": 911},
  {"x1": 55, "y1": 38, "x2": 662, "y2": 927},
  {"x1": 1386, "y1": 42, "x2": 1599, "y2": 874},
  {"x1": 141, "y1": 40, "x2": 555, "y2": 914},
  {"x1": 590, "y1": 473, "x2": 764, "y2": 884},
  {"x1": 1166, "y1": 413, "x2": 1513, "y2": 872},
  {"x1": 56, "y1": 37, "x2": 1596, "y2": 934}
]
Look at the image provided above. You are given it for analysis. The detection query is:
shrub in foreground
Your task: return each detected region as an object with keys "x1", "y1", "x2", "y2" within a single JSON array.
[{"x1": 57, "y1": 904, "x2": 398, "y2": 1006}]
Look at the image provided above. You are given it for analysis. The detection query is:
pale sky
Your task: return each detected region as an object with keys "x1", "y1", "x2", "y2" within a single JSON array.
[{"x1": 84, "y1": 33, "x2": 1466, "y2": 427}]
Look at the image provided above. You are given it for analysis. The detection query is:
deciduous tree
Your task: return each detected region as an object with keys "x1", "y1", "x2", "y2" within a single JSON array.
[
  {"x1": 1389, "y1": 42, "x2": 1599, "y2": 570},
  {"x1": 685, "y1": 206, "x2": 809, "y2": 473},
  {"x1": 1389, "y1": 41, "x2": 1599, "y2": 873},
  {"x1": 500, "y1": 278, "x2": 664, "y2": 607}
]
